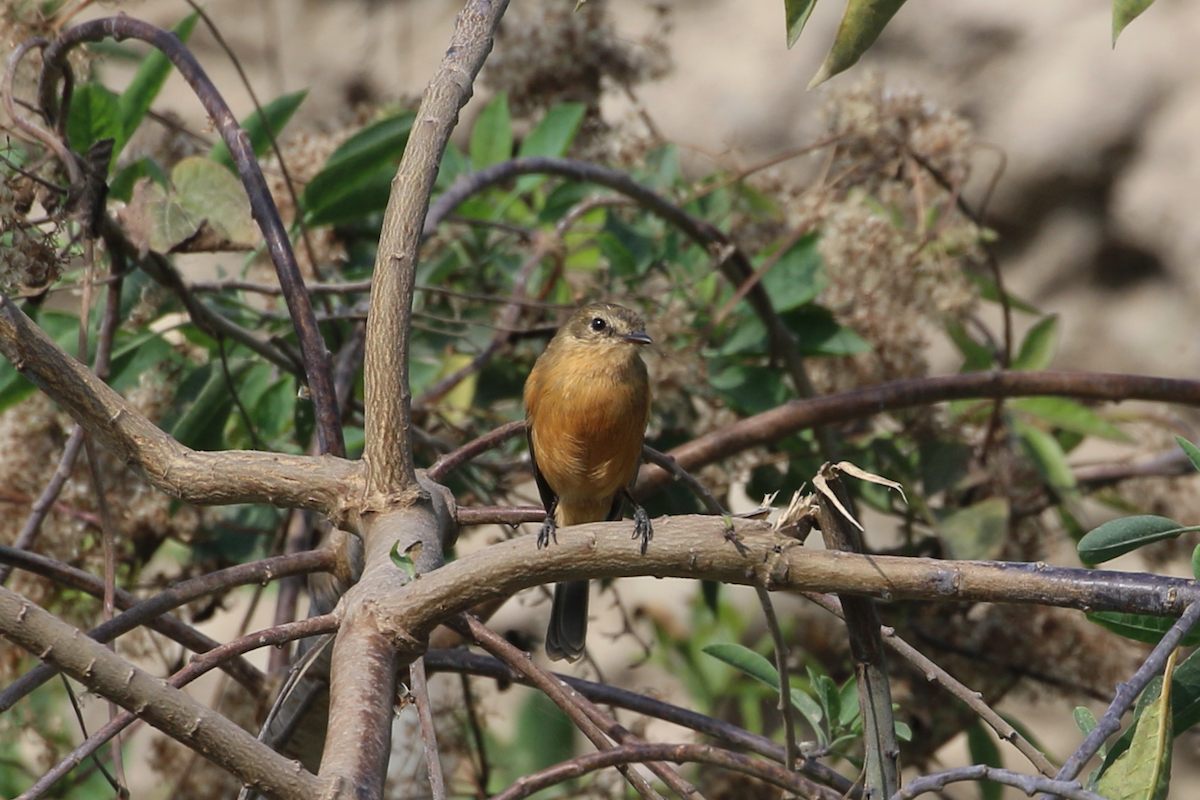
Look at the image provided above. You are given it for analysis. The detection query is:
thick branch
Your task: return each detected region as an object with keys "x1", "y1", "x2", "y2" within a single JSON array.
[
  {"x1": 370, "y1": 516, "x2": 1200, "y2": 652},
  {"x1": 0, "y1": 293, "x2": 363, "y2": 528},
  {"x1": 361, "y1": 0, "x2": 509, "y2": 500},
  {"x1": 0, "y1": 586, "x2": 325, "y2": 800}
]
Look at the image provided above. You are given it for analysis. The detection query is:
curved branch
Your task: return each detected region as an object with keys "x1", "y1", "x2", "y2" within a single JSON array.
[
  {"x1": 0, "y1": 585, "x2": 327, "y2": 800},
  {"x1": 0, "y1": 293, "x2": 363, "y2": 527},
  {"x1": 39, "y1": 17, "x2": 344, "y2": 457},
  {"x1": 424, "y1": 158, "x2": 823, "y2": 441},
  {"x1": 638, "y1": 370, "x2": 1200, "y2": 496}
]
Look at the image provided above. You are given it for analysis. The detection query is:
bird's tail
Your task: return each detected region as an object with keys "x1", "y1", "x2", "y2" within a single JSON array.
[{"x1": 545, "y1": 580, "x2": 589, "y2": 662}]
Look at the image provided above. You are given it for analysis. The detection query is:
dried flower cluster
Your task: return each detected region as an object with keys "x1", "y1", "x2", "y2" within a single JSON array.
[
  {"x1": 803, "y1": 76, "x2": 982, "y2": 392},
  {"x1": 483, "y1": 0, "x2": 670, "y2": 153}
]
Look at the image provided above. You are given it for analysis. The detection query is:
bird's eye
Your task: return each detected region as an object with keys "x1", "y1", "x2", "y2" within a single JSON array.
[{"x1": 590, "y1": 317, "x2": 607, "y2": 332}]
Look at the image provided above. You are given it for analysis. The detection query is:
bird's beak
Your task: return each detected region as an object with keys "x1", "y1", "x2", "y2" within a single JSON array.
[{"x1": 621, "y1": 331, "x2": 653, "y2": 346}]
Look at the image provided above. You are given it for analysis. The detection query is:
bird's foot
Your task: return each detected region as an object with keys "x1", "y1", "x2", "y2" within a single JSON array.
[
  {"x1": 537, "y1": 516, "x2": 558, "y2": 549},
  {"x1": 632, "y1": 505, "x2": 653, "y2": 555}
]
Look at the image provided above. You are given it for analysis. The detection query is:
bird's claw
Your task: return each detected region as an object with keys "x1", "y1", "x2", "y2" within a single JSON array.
[
  {"x1": 537, "y1": 516, "x2": 558, "y2": 549},
  {"x1": 632, "y1": 505, "x2": 653, "y2": 555}
]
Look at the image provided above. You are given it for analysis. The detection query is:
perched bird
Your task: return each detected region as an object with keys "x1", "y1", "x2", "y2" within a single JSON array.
[{"x1": 524, "y1": 303, "x2": 653, "y2": 662}]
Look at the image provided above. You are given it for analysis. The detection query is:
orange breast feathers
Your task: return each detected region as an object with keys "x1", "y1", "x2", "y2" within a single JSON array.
[{"x1": 525, "y1": 340, "x2": 651, "y2": 527}]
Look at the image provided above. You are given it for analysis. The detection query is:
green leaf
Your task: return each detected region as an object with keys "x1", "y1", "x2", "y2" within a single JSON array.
[
  {"x1": 1096, "y1": 649, "x2": 1175, "y2": 800},
  {"x1": 919, "y1": 439, "x2": 971, "y2": 495},
  {"x1": 1087, "y1": 613, "x2": 1200, "y2": 648},
  {"x1": 515, "y1": 103, "x2": 586, "y2": 192},
  {"x1": 964, "y1": 271, "x2": 1041, "y2": 315},
  {"x1": 210, "y1": 89, "x2": 308, "y2": 172},
  {"x1": 1016, "y1": 421, "x2": 1076, "y2": 495},
  {"x1": 1074, "y1": 706, "x2": 1099, "y2": 737},
  {"x1": 785, "y1": 0, "x2": 819, "y2": 48},
  {"x1": 809, "y1": 0, "x2": 908, "y2": 88},
  {"x1": 709, "y1": 364, "x2": 790, "y2": 416},
  {"x1": 1175, "y1": 436, "x2": 1200, "y2": 473},
  {"x1": 1193, "y1": 544, "x2": 1200, "y2": 582},
  {"x1": 934, "y1": 497, "x2": 1009, "y2": 561},
  {"x1": 109, "y1": 156, "x2": 168, "y2": 203},
  {"x1": 946, "y1": 319, "x2": 994, "y2": 372},
  {"x1": 1010, "y1": 397, "x2": 1130, "y2": 442},
  {"x1": 114, "y1": 12, "x2": 199, "y2": 158},
  {"x1": 1104, "y1": 647, "x2": 1200, "y2": 777},
  {"x1": 65, "y1": 82, "x2": 121, "y2": 154},
  {"x1": 760, "y1": 232, "x2": 824, "y2": 312},
  {"x1": 702, "y1": 643, "x2": 824, "y2": 727},
  {"x1": 389, "y1": 541, "x2": 417, "y2": 578},
  {"x1": 161, "y1": 360, "x2": 252, "y2": 451},
  {"x1": 301, "y1": 111, "x2": 416, "y2": 227},
  {"x1": 1113, "y1": 0, "x2": 1156, "y2": 44},
  {"x1": 965, "y1": 721, "x2": 1004, "y2": 800},
  {"x1": 513, "y1": 690, "x2": 575, "y2": 776},
  {"x1": 1078, "y1": 516, "x2": 1193, "y2": 566},
  {"x1": 1012, "y1": 315, "x2": 1059, "y2": 371},
  {"x1": 172, "y1": 156, "x2": 257, "y2": 244},
  {"x1": 470, "y1": 93, "x2": 512, "y2": 170},
  {"x1": 785, "y1": 305, "x2": 871, "y2": 356}
]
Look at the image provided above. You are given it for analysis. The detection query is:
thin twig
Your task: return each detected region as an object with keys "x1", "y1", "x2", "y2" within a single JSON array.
[
  {"x1": 894, "y1": 766, "x2": 1107, "y2": 800},
  {"x1": 0, "y1": 548, "x2": 333, "y2": 710},
  {"x1": 455, "y1": 615, "x2": 667, "y2": 800},
  {"x1": 427, "y1": 420, "x2": 526, "y2": 482},
  {"x1": 805, "y1": 592, "x2": 1056, "y2": 777},
  {"x1": 458, "y1": 672, "x2": 491, "y2": 796},
  {"x1": 489, "y1": 742, "x2": 843, "y2": 800},
  {"x1": 423, "y1": 648, "x2": 858, "y2": 796},
  {"x1": 410, "y1": 658, "x2": 447, "y2": 800},
  {"x1": 637, "y1": 370, "x2": 1200, "y2": 498},
  {"x1": 39, "y1": 17, "x2": 344, "y2": 457},
  {"x1": 1045, "y1": 599, "x2": 1200, "y2": 796},
  {"x1": 755, "y1": 587, "x2": 799, "y2": 774}
]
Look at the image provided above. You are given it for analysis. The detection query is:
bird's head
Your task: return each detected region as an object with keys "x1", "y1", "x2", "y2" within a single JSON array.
[{"x1": 559, "y1": 303, "x2": 652, "y2": 351}]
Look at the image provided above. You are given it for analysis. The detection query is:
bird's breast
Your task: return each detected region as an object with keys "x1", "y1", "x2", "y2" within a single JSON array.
[{"x1": 526, "y1": 350, "x2": 650, "y2": 521}]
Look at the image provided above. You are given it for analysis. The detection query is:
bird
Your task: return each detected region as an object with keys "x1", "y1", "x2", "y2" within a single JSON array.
[{"x1": 524, "y1": 302, "x2": 653, "y2": 662}]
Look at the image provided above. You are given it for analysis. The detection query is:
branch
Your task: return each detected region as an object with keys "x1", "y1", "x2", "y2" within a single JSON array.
[
  {"x1": 893, "y1": 766, "x2": 1106, "y2": 800},
  {"x1": 0, "y1": 548, "x2": 332, "y2": 710},
  {"x1": 639, "y1": 370, "x2": 1200, "y2": 496},
  {"x1": 368, "y1": 516, "x2": 1200, "y2": 655},
  {"x1": 458, "y1": 615, "x2": 684, "y2": 800},
  {"x1": 424, "y1": 157, "x2": 829, "y2": 456},
  {"x1": 422, "y1": 648, "x2": 857, "y2": 796},
  {"x1": 806, "y1": 592, "x2": 1056, "y2": 777},
  {"x1": 18, "y1": 614, "x2": 336, "y2": 800},
  {"x1": 488, "y1": 742, "x2": 837, "y2": 800},
  {"x1": 0, "y1": 585, "x2": 327, "y2": 800},
  {"x1": 39, "y1": 17, "x2": 344, "y2": 456},
  {"x1": 1046, "y1": 599, "x2": 1200, "y2": 794},
  {"x1": 0, "y1": 293, "x2": 363, "y2": 527},
  {"x1": 360, "y1": 0, "x2": 510, "y2": 499}
]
